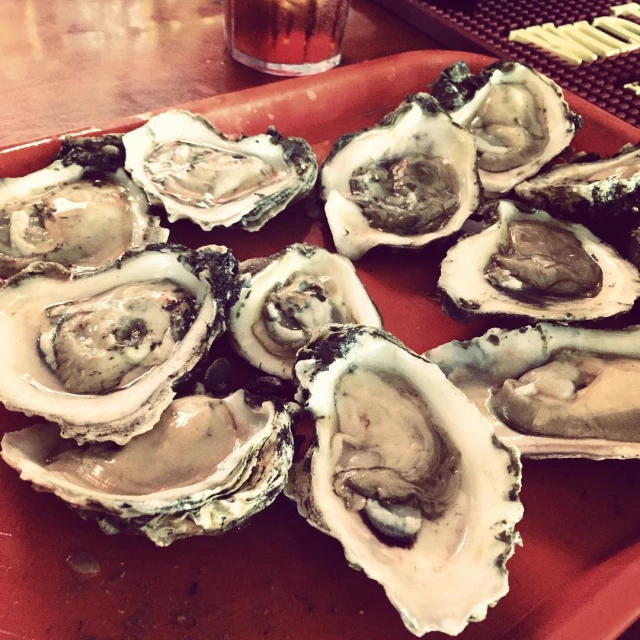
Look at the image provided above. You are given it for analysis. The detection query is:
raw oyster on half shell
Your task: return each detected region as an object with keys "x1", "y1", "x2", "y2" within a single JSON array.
[
  {"x1": 515, "y1": 143, "x2": 640, "y2": 219},
  {"x1": 439, "y1": 200, "x2": 640, "y2": 322},
  {"x1": 0, "y1": 136, "x2": 168, "y2": 278},
  {"x1": 426, "y1": 324, "x2": 640, "y2": 459},
  {"x1": 1, "y1": 390, "x2": 296, "y2": 546},
  {"x1": 0, "y1": 244, "x2": 239, "y2": 444},
  {"x1": 321, "y1": 93, "x2": 480, "y2": 260},
  {"x1": 287, "y1": 325, "x2": 523, "y2": 637},
  {"x1": 432, "y1": 61, "x2": 580, "y2": 193},
  {"x1": 123, "y1": 110, "x2": 318, "y2": 232},
  {"x1": 229, "y1": 243, "x2": 382, "y2": 379}
]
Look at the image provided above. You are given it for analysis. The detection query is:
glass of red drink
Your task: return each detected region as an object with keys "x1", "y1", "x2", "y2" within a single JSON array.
[{"x1": 224, "y1": 0, "x2": 351, "y2": 76}]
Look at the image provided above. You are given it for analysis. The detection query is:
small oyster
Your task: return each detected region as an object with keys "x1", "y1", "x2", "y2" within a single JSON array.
[
  {"x1": 321, "y1": 94, "x2": 480, "y2": 260},
  {"x1": 1, "y1": 390, "x2": 297, "y2": 546},
  {"x1": 432, "y1": 61, "x2": 580, "y2": 193},
  {"x1": 515, "y1": 144, "x2": 640, "y2": 219},
  {"x1": 123, "y1": 110, "x2": 318, "y2": 231},
  {"x1": 0, "y1": 244, "x2": 239, "y2": 444},
  {"x1": 426, "y1": 323, "x2": 640, "y2": 459},
  {"x1": 439, "y1": 200, "x2": 640, "y2": 322},
  {"x1": 0, "y1": 136, "x2": 167, "y2": 278},
  {"x1": 287, "y1": 325, "x2": 523, "y2": 637},
  {"x1": 229, "y1": 243, "x2": 382, "y2": 379}
]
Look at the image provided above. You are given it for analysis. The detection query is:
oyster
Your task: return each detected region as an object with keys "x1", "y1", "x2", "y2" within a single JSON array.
[
  {"x1": 321, "y1": 94, "x2": 480, "y2": 260},
  {"x1": 515, "y1": 143, "x2": 640, "y2": 219},
  {"x1": 229, "y1": 243, "x2": 382, "y2": 379},
  {"x1": 123, "y1": 110, "x2": 318, "y2": 231},
  {"x1": 0, "y1": 244, "x2": 239, "y2": 444},
  {"x1": 0, "y1": 136, "x2": 167, "y2": 278},
  {"x1": 432, "y1": 61, "x2": 580, "y2": 193},
  {"x1": 426, "y1": 324, "x2": 640, "y2": 459},
  {"x1": 1, "y1": 390, "x2": 296, "y2": 546},
  {"x1": 439, "y1": 200, "x2": 640, "y2": 322},
  {"x1": 287, "y1": 325, "x2": 523, "y2": 637}
]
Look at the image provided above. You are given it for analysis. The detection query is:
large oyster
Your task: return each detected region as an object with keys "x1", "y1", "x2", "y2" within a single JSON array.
[
  {"x1": 0, "y1": 136, "x2": 167, "y2": 278},
  {"x1": 1, "y1": 390, "x2": 296, "y2": 546},
  {"x1": 287, "y1": 325, "x2": 523, "y2": 637},
  {"x1": 426, "y1": 324, "x2": 640, "y2": 459},
  {"x1": 229, "y1": 243, "x2": 382, "y2": 379},
  {"x1": 0, "y1": 244, "x2": 238, "y2": 444},
  {"x1": 123, "y1": 110, "x2": 318, "y2": 232},
  {"x1": 515, "y1": 144, "x2": 640, "y2": 219},
  {"x1": 432, "y1": 61, "x2": 580, "y2": 193},
  {"x1": 321, "y1": 94, "x2": 480, "y2": 260},
  {"x1": 439, "y1": 200, "x2": 640, "y2": 322}
]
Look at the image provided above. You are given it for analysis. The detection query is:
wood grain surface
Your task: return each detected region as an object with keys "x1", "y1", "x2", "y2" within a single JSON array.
[{"x1": 0, "y1": 0, "x2": 437, "y2": 148}]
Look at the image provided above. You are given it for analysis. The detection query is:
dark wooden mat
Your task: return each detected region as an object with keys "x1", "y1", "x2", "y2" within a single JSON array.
[{"x1": 372, "y1": 0, "x2": 640, "y2": 127}]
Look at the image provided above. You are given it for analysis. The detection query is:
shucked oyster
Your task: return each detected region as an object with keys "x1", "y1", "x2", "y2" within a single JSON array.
[
  {"x1": 123, "y1": 110, "x2": 318, "y2": 232},
  {"x1": 287, "y1": 325, "x2": 523, "y2": 637},
  {"x1": 439, "y1": 200, "x2": 640, "y2": 322},
  {"x1": 0, "y1": 244, "x2": 239, "y2": 444},
  {"x1": 1, "y1": 390, "x2": 296, "y2": 546},
  {"x1": 515, "y1": 144, "x2": 640, "y2": 220},
  {"x1": 229, "y1": 243, "x2": 382, "y2": 379},
  {"x1": 432, "y1": 61, "x2": 580, "y2": 193},
  {"x1": 38, "y1": 280, "x2": 196, "y2": 395},
  {"x1": 321, "y1": 94, "x2": 480, "y2": 260},
  {"x1": 426, "y1": 324, "x2": 640, "y2": 459},
  {"x1": 0, "y1": 136, "x2": 167, "y2": 278}
]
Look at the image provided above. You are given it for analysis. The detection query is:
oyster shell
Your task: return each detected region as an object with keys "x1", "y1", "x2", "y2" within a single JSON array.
[
  {"x1": 0, "y1": 136, "x2": 168, "y2": 278},
  {"x1": 432, "y1": 61, "x2": 580, "y2": 194},
  {"x1": 229, "y1": 243, "x2": 382, "y2": 379},
  {"x1": 426, "y1": 323, "x2": 640, "y2": 459},
  {"x1": 287, "y1": 325, "x2": 523, "y2": 637},
  {"x1": 439, "y1": 200, "x2": 640, "y2": 322},
  {"x1": 1, "y1": 390, "x2": 296, "y2": 546},
  {"x1": 321, "y1": 94, "x2": 480, "y2": 260},
  {"x1": 0, "y1": 244, "x2": 239, "y2": 444},
  {"x1": 514, "y1": 144, "x2": 640, "y2": 219},
  {"x1": 123, "y1": 110, "x2": 318, "y2": 232}
]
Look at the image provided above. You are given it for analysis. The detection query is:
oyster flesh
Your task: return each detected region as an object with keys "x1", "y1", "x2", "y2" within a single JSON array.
[
  {"x1": 0, "y1": 136, "x2": 167, "y2": 278},
  {"x1": 0, "y1": 244, "x2": 239, "y2": 444},
  {"x1": 426, "y1": 323, "x2": 640, "y2": 459},
  {"x1": 321, "y1": 94, "x2": 480, "y2": 260},
  {"x1": 432, "y1": 61, "x2": 580, "y2": 193},
  {"x1": 229, "y1": 243, "x2": 382, "y2": 379},
  {"x1": 439, "y1": 200, "x2": 640, "y2": 322},
  {"x1": 287, "y1": 325, "x2": 523, "y2": 637},
  {"x1": 123, "y1": 110, "x2": 318, "y2": 232},
  {"x1": 1, "y1": 390, "x2": 296, "y2": 546}
]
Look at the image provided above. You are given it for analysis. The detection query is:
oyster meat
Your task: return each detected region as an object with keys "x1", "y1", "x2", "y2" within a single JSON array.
[
  {"x1": 321, "y1": 94, "x2": 480, "y2": 260},
  {"x1": 123, "y1": 110, "x2": 318, "y2": 232},
  {"x1": 0, "y1": 136, "x2": 167, "y2": 278},
  {"x1": 432, "y1": 61, "x2": 580, "y2": 193},
  {"x1": 229, "y1": 243, "x2": 382, "y2": 379},
  {"x1": 426, "y1": 324, "x2": 640, "y2": 459},
  {"x1": 0, "y1": 244, "x2": 239, "y2": 444},
  {"x1": 287, "y1": 325, "x2": 523, "y2": 637},
  {"x1": 1, "y1": 390, "x2": 296, "y2": 546},
  {"x1": 439, "y1": 200, "x2": 640, "y2": 322}
]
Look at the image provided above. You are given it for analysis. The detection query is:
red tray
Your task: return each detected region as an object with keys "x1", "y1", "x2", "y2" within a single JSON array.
[{"x1": 0, "y1": 51, "x2": 639, "y2": 640}]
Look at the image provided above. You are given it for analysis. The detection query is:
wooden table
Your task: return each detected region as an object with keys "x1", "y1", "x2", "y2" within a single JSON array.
[{"x1": 0, "y1": 0, "x2": 438, "y2": 148}]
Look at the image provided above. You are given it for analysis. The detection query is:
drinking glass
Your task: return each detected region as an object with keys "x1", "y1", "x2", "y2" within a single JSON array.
[{"x1": 224, "y1": 0, "x2": 351, "y2": 76}]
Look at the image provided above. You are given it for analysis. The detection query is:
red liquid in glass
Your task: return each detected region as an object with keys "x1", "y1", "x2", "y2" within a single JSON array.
[{"x1": 225, "y1": 0, "x2": 350, "y2": 66}]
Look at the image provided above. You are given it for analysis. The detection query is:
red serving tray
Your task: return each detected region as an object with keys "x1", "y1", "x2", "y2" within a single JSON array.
[{"x1": 0, "y1": 51, "x2": 639, "y2": 640}]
